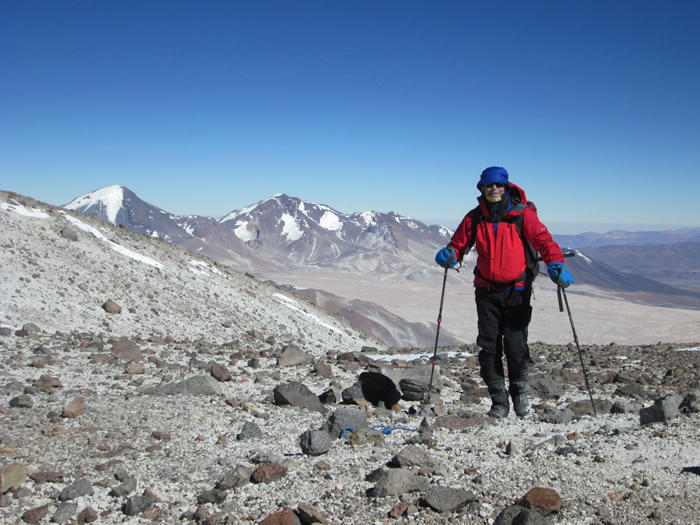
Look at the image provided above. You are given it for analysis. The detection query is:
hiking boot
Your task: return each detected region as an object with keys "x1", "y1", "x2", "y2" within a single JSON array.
[
  {"x1": 509, "y1": 381, "x2": 530, "y2": 417},
  {"x1": 486, "y1": 389, "x2": 510, "y2": 419}
]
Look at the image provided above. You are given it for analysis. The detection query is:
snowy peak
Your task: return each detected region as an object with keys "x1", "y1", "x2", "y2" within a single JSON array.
[{"x1": 64, "y1": 185, "x2": 127, "y2": 225}]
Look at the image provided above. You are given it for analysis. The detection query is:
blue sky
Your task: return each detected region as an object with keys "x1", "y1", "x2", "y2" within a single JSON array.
[{"x1": 2, "y1": 1, "x2": 699, "y2": 234}]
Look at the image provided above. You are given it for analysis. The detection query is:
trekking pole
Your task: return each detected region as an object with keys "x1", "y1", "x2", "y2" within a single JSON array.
[
  {"x1": 556, "y1": 281, "x2": 597, "y2": 417},
  {"x1": 427, "y1": 265, "x2": 449, "y2": 396},
  {"x1": 427, "y1": 253, "x2": 461, "y2": 397}
]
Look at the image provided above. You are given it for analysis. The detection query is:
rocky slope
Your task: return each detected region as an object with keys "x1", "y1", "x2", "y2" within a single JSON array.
[{"x1": 2, "y1": 190, "x2": 700, "y2": 525}]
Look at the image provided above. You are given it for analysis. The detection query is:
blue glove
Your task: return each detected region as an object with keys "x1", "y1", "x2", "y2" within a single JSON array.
[
  {"x1": 435, "y1": 247, "x2": 457, "y2": 268},
  {"x1": 548, "y1": 262, "x2": 574, "y2": 288}
]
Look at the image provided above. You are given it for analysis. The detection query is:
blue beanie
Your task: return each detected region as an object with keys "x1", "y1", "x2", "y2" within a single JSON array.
[{"x1": 477, "y1": 167, "x2": 509, "y2": 189}]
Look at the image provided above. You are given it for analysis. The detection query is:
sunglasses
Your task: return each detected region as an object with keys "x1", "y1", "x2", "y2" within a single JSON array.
[{"x1": 483, "y1": 183, "x2": 505, "y2": 188}]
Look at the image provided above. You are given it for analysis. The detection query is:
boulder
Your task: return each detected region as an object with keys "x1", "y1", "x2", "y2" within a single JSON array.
[
  {"x1": 640, "y1": 394, "x2": 682, "y2": 425},
  {"x1": 319, "y1": 407, "x2": 368, "y2": 439},
  {"x1": 341, "y1": 372, "x2": 401, "y2": 407},
  {"x1": 421, "y1": 486, "x2": 477, "y2": 513},
  {"x1": 273, "y1": 382, "x2": 327, "y2": 414},
  {"x1": 299, "y1": 430, "x2": 332, "y2": 456},
  {"x1": 373, "y1": 469, "x2": 429, "y2": 497}
]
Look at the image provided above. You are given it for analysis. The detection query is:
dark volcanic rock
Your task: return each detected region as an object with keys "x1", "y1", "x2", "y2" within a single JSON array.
[
  {"x1": 59, "y1": 479, "x2": 93, "y2": 501},
  {"x1": 493, "y1": 505, "x2": 550, "y2": 525},
  {"x1": 341, "y1": 372, "x2": 401, "y2": 407},
  {"x1": 216, "y1": 465, "x2": 252, "y2": 490},
  {"x1": 123, "y1": 494, "x2": 154, "y2": 516},
  {"x1": 319, "y1": 407, "x2": 368, "y2": 439},
  {"x1": 640, "y1": 393, "x2": 682, "y2": 425},
  {"x1": 299, "y1": 430, "x2": 332, "y2": 456},
  {"x1": 237, "y1": 421, "x2": 264, "y2": 441},
  {"x1": 273, "y1": 382, "x2": 327, "y2": 414},
  {"x1": 529, "y1": 374, "x2": 563, "y2": 400}
]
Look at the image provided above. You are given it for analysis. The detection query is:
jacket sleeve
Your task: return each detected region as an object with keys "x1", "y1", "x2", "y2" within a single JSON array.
[
  {"x1": 520, "y1": 207, "x2": 564, "y2": 265},
  {"x1": 447, "y1": 208, "x2": 478, "y2": 262}
]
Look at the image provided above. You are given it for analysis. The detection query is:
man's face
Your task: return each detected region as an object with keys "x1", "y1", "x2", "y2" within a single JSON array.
[{"x1": 483, "y1": 183, "x2": 506, "y2": 202}]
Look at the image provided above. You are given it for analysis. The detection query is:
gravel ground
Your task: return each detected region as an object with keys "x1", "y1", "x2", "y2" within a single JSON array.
[{"x1": 1, "y1": 191, "x2": 700, "y2": 525}]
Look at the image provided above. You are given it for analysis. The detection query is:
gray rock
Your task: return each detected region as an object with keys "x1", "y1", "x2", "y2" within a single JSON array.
[
  {"x1": 390, "y1": 445, "x2": 439, "y2": 469},
  {"x1": 277, "y1": 345, "x2": 314, "y2": 367},
  {"x1": 640, "y1": 394, "x2": 682, "y2": 425},
  {"x1": 398, "y1": 378, "x2": 432, "y2": 401},
  {"x1": 60, "y1": 227, "x2": 78, "y2": 241},
  {"x1": 493, "y1": 504, "x2": 549, "y2": 525},
  {"x1": 51, "y1": 502, "x2": 77, "y2": 524},
  {"x1": 373, "y1": 469, "x2": 429, "y2": 497},
  {"x1": 210, "y1": 361, "x2": 233, "y2": 382},
  {"x1": 679, "y1": 391, "x2": 700, "y2": 413},
  {"x1": 567, "y1": 399, "x2": 613, "y2": 416},
  {"x1": 122, "y1": 495, "x2": 153, "y2": 516},
  {"x1": 216, "y1": 466, "x2": 252, "y2": 490},
  {"x1": 422, "y1": 486, "x2": 477, "y2": 512},
  {"x1": 143, "y1": 375, "x2": 222, "y2": 396},
  {"x1": 22, "y1": 323, "x2": 41, "y2": 333},
  {"x1": 102, "y1": 299, "x2": 122, "y2": 314},
  {"x1": 236, "y1": 421, "x2": 263, "y2": 441},
  {"x1": 537, "y1": 406, "x2": 575, "y2": 425},
  {"x1": 111, "y1": 340, "x2": 142, "y2": 363},
  {"x1": 197, "y1": 489, "x2": 227, "y2": 504},
  {"x1": 9, "y1": 395, "x2": 34, "y2": 408},
  {"x1": 366, "y1": 363, "x2": 442, "y2": 396},
  {"x1": 109, "y1": 477, "x2": 137, "y2": 497},
  {"x1": 319, "y1": 407, "x2": 369, "y2": 439},
  {"x1": 319, "y1": 386, "x2": 341, "y2": 405},
  {"x1": 300, "y1": 430, "x2": 332, "y2": 456},
  {"x1": 529, "y1": 375, "x2": 563, "y2": 400},
  {"x1": 273, "y1": 382, "x2": 327, "y2": 414},
  {"x1": 58, "y1": 479, "x2": 93, "y2": 501}
]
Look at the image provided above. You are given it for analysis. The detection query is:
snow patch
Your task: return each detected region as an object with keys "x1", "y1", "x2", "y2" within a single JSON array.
[
  {"x1": 234, "y1": 221, "x2": 255, "y2": 242},
  {"x1": 319, "y1": 211, "x2": 342, "y2": 232},
  {"x1": 280, "y1": 213, "x2": 303, "y2": 241},
  {"x1": 60, "y1": 212, "x2": 164, "y2": 270},
  {"x1": 64, "y1": 185, "x2": 124, "y2": 225},
  {"x1": 359, "y1": 211, "x2": 377, "y2": 226},
  {"x1": 674, "y1": 347, "x2": 700, "y2": 352},
  {"x1": 273, "y1": 294, "x2": 342, "y2": 333},
  {"x1": 0, "y1": 201, "x2": 49, "y2": 219},
  {"x1": 367, "y1": 351, "x2": 474, "y2": 363}
]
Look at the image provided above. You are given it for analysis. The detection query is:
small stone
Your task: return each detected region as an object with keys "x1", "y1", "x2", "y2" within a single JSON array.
[
  {"x1": 21, "y1": 503, "x2": 52, "y2": 524},
  {"x1": 517, "y1": 487, "x2": 562, "y2": 516},
  {"x1": 259, "y1": 508, "x2": 301, "y2": 525},
  {"x1": 52, "y1": 502, "x2": 78, "y2": 524},
  {"x1": 251, "y1": 463, "x2": 288, "y2": 484},
  {"x1": 102, "y1": 299, "x2": 122, "y2": 314},
  {"x1": 77, "y1": 506, "x2": 99, "y2": 523},
  {"x1": 211, "y1": 362, "x2": 233, "y2": 382},
  {"x1": 9, "y1": 395, "x2": 34, "y2": 408},
  {"x1": 422, "y1": 486, "x2": 477, "y2": 512},
  {"x1": 123, "y1": 494, "x2": 154, "y2": 516},
  {"x1": 62, "y1": 396, "x2": 86, "y2": 418},
  {"x1": 216, "y1": 465, "x2": 252, "y2": 490},
  {"x1": 58, "y1": 479, "x2": 93, "y2": 501},
  {"x1": 125, "y1": 363, "x2": 143, "y2": 375},
  {"x1": 296, "y1": 503, "x2": 328, "y2": 524},
  {"x1": 237, "y1": 421, "x2": 263, "y2": 441},
  {"x1": 151, "y1": 431, "x2": 171, "y2": 440},
  {"x1": 299, "y1": 430, "x2": 332, "y2": 456},
  {"x1": 197, "y1": 489, "x2": 228, "y2": 504},
  {"x1": 0, "y1": 462, "x2": 27, "y2": 493},
  {"x1": 33, "y1": 374, "x2": 63, "y2": 393}
]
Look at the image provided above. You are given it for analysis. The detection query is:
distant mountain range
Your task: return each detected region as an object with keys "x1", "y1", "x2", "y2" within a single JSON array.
[
  {"x1": 553, "y1": 229, "x2": 700, "y2": 248},
  {"x1": 64, "y1": 185, "x2": 700, "y2": 344}
]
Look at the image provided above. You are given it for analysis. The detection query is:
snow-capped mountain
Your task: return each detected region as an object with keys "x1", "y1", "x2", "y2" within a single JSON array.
[
  {"x1": 64, "y1": 188, "x2": 454, "y2": 276},
  {"x1": 219, "y1": 193, "x2": 452, "y2": 274},
  {"x1": 64, "y1": 186, "x2": 251, "y2": 266}
]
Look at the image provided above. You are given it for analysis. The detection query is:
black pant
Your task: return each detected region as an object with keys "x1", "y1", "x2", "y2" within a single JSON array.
[{"x1": 474, "y1": 287, "x2": 532, "y2": 391}]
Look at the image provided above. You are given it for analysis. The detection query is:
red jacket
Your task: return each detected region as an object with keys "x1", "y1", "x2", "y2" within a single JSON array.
[{"x1": 448, "y1": 184, "x2": 564, "y2": 288}]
